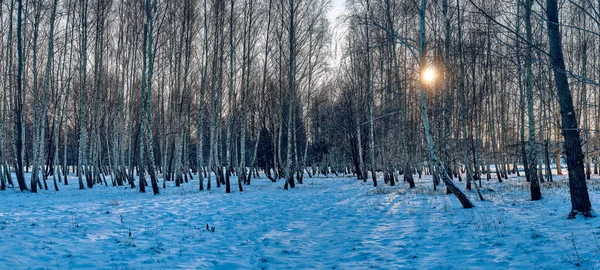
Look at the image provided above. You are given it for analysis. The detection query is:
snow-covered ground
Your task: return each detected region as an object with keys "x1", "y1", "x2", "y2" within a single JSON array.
[{"x1": 0, "y1": 172, "x2": 599, "y2": 269}]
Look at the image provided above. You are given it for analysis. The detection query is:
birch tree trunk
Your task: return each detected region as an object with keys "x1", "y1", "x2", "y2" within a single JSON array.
[
  {"x1": 39, "y1": 0, "x2": 59, "y2": 191},
  {"x1": 173, "y1": 3, "x2": 186, "y2": 187},
  {"x1": 419, "y1": 0, "x2": 472, "y2": 208},
  {"x1": 249, "y1": 0, "x2": 273, "y2": 184},
  {"x1": 53, "y1": 0, "x2": 75, "y2": 190},
  {"x1": 0, "y1": 4, "x2": 6, "y2": 190},
  {"x1": 77, "y1": 0, "x2": 89, "y2": 190},
  {"x1": 239, "y1": 0, "x2": 254, "y2": 190},
  {"x1": 0, "y1": 0, "x2": 17, "y2": 190},
  {"x1": 14, "y1": 0, "x2": 27, "y2": 191},
  {"x1": 365, "y1": 0, "x2": 377, "y2": 187},
  {"x1": 457, "y1": 0, "x2": 473, "y2": 190},
  {"x1": 284, "y1": 0, "x2": 296, "y2": 190},
  {"x1": 546, "y1": 0, "x2": 592, "y2": 217},
  {"x1": 182, "y1": 0, "x2": 194, "y2": 183},
  {"x1": 182, "y1": 0, "x2": 194, "y2": 184},
  {"x1": 63, "y1": 5, "x2": 76, "y2": 186},
  {"x1": 30, "y1": 2, "x2": 42, "y2": 192},
  {"x1": 442, "y1": 0, "x2": 453, "y2": 183},
  {"x1": 579, "y1": 12, "x2": 591, "y2": 180},
  {"x1": 524, "y1": 0, "x2": 541, "y2": 200},
  {"x1": 208, "y1": 0, "x2": 225, "y2": 190},
  {"x1": 225, "y1": 0, "x2": 235, "y2": 193},
  {"x1": 197, "y1": 0, "x2": 210, "y2": 191},
  {"x1": 90, "y1": 0, "x2": 109, "y2": 188},
  {"x1": 515, "y1": 1, "x2": 531, "y2": 184},
  {"x1": 143, "y1": 0, "x2": 159, "y2": 194}
]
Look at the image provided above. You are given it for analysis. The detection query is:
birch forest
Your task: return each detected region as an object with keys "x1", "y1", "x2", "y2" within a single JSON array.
[{"x1": 0, "y1": 0, "x2": 597, "y2": 216}]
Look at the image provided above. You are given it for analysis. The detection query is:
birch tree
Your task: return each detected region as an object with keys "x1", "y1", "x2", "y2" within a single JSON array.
[
  {"x1": 546, "y1": 0, "x2": 593, "y2": 217},
  {"x1": 418, "y1": 0, "x2": 473, "y2": 208},
  {"x1": 14, "y1": 0, "x2": 27, "y2": 191}
]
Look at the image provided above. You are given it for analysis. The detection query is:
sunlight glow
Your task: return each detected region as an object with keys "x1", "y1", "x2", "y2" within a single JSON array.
[{"x1": 421, "y1": 67, "x2": 436, "y2": 85}]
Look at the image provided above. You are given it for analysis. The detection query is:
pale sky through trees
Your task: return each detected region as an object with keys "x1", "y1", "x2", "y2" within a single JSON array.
[
  {"x1": 329, "y1": 0, "x2": 345, "y2": 21},
  {"x1": 328, "y1": 0, "x2": 346, "y2": 67}
]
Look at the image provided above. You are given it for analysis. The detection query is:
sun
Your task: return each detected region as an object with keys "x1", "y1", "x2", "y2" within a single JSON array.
[{"x1": 421, "y1": 67, "x2": 436, "y2": 84}]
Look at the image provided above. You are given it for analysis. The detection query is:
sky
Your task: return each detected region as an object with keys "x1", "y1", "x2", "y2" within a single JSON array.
[
  {"x1": 328, "y1": 0, "x2": 347, "y2": 68},
  {"x1": 328, "y1": 0, "x2": 346, "y2": 23}
]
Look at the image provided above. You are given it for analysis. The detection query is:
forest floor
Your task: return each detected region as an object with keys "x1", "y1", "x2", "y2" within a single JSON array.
[{"x1": 0, "y1": 171, "x2": 599, "y2": 269}]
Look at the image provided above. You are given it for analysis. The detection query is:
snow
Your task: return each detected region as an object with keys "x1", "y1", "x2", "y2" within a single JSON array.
[{"x1": 1, "y1": 172, "x2": 599, "y2": 269}]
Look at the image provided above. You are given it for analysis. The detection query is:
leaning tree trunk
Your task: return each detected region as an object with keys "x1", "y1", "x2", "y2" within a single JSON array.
[
  {"x1": 419, "y1": 0, "x2": 472, "y2": 208},
  {"x1": 546, "y1": 0, "x2": 592, "y2": 217}
]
